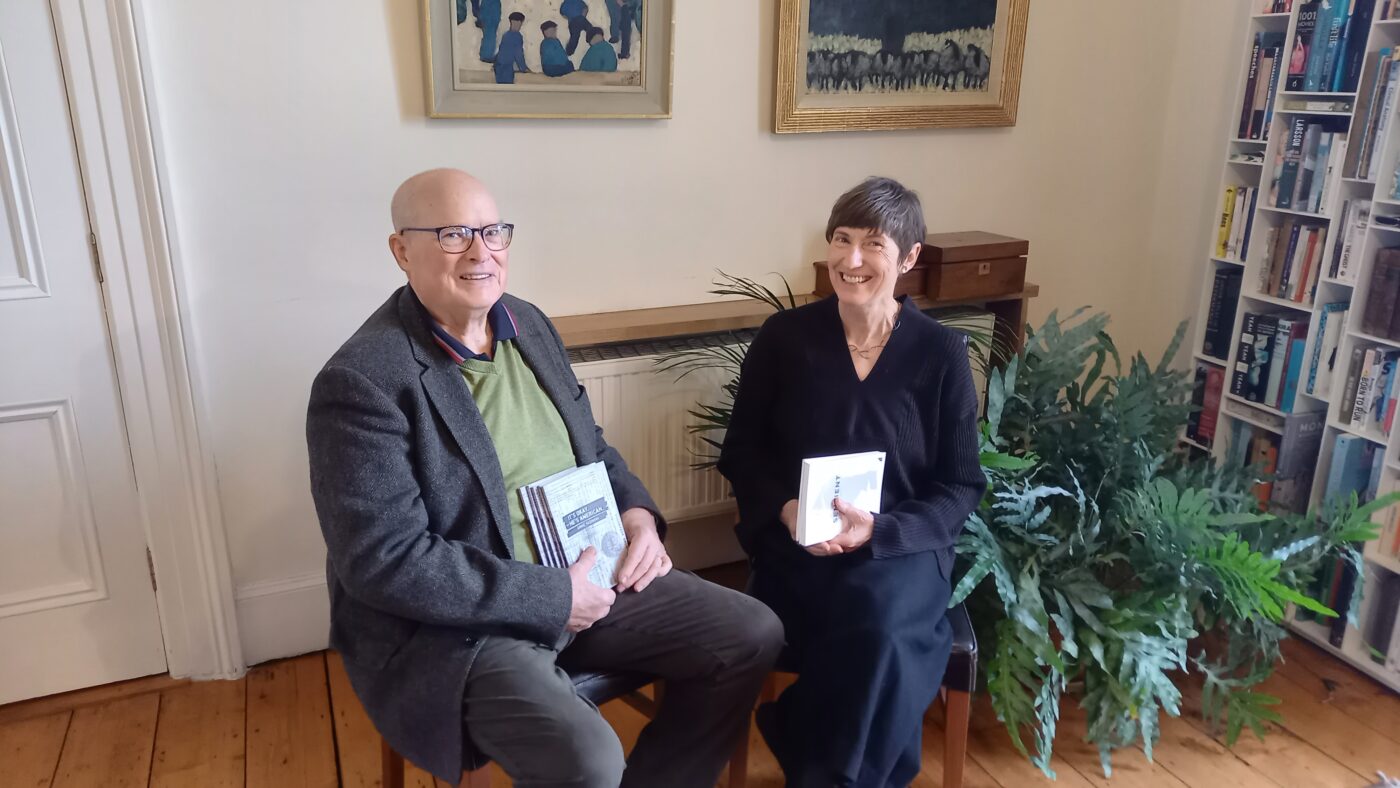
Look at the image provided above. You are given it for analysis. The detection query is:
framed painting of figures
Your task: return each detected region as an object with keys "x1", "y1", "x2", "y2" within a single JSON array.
[
  {"x1": 774, "y1": 0, "x2": 1029, "y2": 133},
  {"x1": 422, "y1": 0, "x2": 673, "y2": 118}
]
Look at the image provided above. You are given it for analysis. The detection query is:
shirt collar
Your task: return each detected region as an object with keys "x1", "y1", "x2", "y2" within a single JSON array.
[{"x1": 429, "y1": 300, "x2": 519, "y2": 363}]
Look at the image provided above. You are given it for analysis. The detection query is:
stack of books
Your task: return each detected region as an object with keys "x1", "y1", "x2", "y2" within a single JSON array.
[
  {"x1": 1338, "y1": 345, "x2": 1400, "y2": 436},
  {"x1": 1217, "y1": 186, "x2": 1259, "y2": 260},
  {"x1": 1287, "y1": 0, "x2": 1377, "y2": 94},
  {"x1": 1360, "y1": 247, "x2": 1400, "y2": 340},
  {"x1": 1331, "y1": 199, "x2": 1371, "y2": 281},
  {"x1": 1231, "y1": 312, "x2": 1313, "y2": 412},
  {"x1": 1203, "y1": 268, "x2": 1244, "y2": 360},
  {"x1": 1256, "y1": 217, "x2": 1327, "y2": 305},
  {"x1": 1347, "y1": 48, "x2": 1400, "y2": 181},
  {"x1": 1308, "y1": 302, "x2": 1350, "y2": 398},
  {"x1": 1238, "y1": 33, "x2": 1286, "y2": 141},
  {"x1": 1270, "y1": 118, "x2": 1347, "y2": 213},
  {"x1": 520, "y1": 462, "x2": 629, "y2": 589}
]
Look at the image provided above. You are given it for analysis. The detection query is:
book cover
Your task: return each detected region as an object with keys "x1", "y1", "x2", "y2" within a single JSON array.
[
  {"x1": 1232, "y1": 312, "x2": 1260, "y2": 397},
  {"x1": 1338, "y1": 200, "x2": 1371, "y2": 280},
  {"x1": 1318, "y1": 0, "x2": 1351, "y2": 89},
  {"x1": 1350, "y1": 347, "x2": 1377, "y2": 424},
  {"x1": 1339, "y1": 345, "x2": 1366, "y2": 423},
  {"x1": 1369, "y1": 58, "x2": 1400, "y2": 180},
  {"x1": 1249, "y1": 315, "x2": 1281, "y2": 403},
  {"x1": 1217, "y1": 186, "x2": 1237, "y2": 258},
  {"x1": 1363, "y1": 572, "x2": 1400, "y2": 665},
  {"x1": 796, "y1": 451, "x2": 885, "y2": 546},
  {"x1": 1338, "y1": 0, "x2": 1377, "y2": 92},
  {"x1": 1289, "y1": 2, "x2": 1321, "y2": 91},
  {"x1": 1205, "y1": 270, "x2": 1244, "y2": 358},
  {"x1": 520, "y1": 462, "x2": 629, "y2": 588},
  {"x1": 1270, "y1": 410, "x2": 1326, "y2": 512},
  {"x1": 1307, "y1": 303, "x2": 1343, "y2": 394},
  {"x1": 1263, "y1": 41, "x2": 1286, "y2": 137}
]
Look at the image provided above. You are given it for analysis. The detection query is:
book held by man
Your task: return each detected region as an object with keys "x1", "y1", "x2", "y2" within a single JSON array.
[
  {"x1": 796, "y1": 451, "x2": 886, "y2": 546},
  {"x1": 520, "y1": 462, "x2": 629, "y2": 589}
]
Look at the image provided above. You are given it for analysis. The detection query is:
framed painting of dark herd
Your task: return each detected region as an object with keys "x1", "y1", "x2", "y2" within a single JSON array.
[
  {"x1": 775, "y1": 0, "x2": 1030, "y2": 133},
  {"x1": 422, "y1": 0, "x2": 674, "y2": 118}
]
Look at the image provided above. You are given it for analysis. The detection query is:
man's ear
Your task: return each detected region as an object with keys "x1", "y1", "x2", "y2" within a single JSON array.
[{"x1": 388, "y1": 233, "x2": 410, "y2": 273}]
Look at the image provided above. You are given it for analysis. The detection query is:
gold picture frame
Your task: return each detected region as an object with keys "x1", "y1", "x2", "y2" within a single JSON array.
[
  {"x1": 421, "y1": 0, "x2": 674, "y2": 119},
  {"x1": 774, "y1": 0, "x2": 1029, "y2": 134}
]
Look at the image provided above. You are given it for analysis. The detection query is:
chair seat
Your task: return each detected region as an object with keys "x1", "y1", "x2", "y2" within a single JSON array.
[
  {"x1": 568, "y1": 668, "x2": 656, "y2": 706},
  {"x1": 770, "y1": 602, "x2": 978, "y2": 692}
]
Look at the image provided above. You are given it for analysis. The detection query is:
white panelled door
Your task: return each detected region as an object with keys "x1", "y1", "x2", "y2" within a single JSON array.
[{"x1": 0, "y1": 1, "x2": 166, "y2": 704}]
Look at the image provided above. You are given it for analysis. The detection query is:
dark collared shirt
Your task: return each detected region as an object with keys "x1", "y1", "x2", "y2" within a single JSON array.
[{"x1": 428, "y1": 300, "x2": 520, "y2": 362}]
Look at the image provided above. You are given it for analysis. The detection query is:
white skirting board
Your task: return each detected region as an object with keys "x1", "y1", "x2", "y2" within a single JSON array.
[{"x1": 233, "y1": 510, "x2": 743, "y2": 667}]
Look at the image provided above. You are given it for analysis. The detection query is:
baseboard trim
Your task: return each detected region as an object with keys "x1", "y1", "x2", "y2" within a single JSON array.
[{"x1": 234, "y1": 573, "x2": 329, "y2": 667}]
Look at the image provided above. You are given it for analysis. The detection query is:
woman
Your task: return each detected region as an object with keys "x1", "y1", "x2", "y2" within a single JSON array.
[{"x1": 718, "y1": 177, "x2": 987, "y2": 787}]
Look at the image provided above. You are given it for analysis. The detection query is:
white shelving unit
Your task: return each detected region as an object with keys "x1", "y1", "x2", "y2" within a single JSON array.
[{"x1": 1189, "y1": 2, "x2": 1400, "y2": 693}]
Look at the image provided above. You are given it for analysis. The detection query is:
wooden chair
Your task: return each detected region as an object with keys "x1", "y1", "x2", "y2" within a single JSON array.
[
  {"x1": 758, "y1": 601, "x2": 979, "y2": 788},
  {"x1": 381, "y1": 668, "x2": 752, "y2": 788}
]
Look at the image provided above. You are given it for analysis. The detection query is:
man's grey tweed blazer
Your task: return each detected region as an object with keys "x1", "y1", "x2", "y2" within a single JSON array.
[{"x1": 306, "y1": 286, "x2": 663, "y2": 781}]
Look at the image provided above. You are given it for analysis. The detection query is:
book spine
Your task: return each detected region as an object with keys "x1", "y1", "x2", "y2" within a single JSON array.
[
  {"x1": 1320, "y1": 0, "x2": 1350, "y2": 89},
  {"x1": 1266, "y1": 318, "x2": 1294, "y2": 406},
  {"x1": 1204, "y1": 269, "x2": 1228, "y2": 355},
  {"x1": 1241, "y1": 36, "x2": 1264, "y2": 138},
  {"x1": 1276, "y1": 223, "x2": 1303, "y2": 296},
  {"x1": 1233, "y1": 313, "x2": 1259, "y2": 396},
  {"x1": 1308, "y1": 307, "x2": 1331, "y2": 394},
  {"x1": 1295, "y1": 124, "x2": 1322, "y2": 209},
  {"x1": 1278, "y1": 117, "x2": 1309, "y2": 208},
  {"x1": 1242, "y1": 188, "x2": 1260, "y2": 256},
  {"x1": 1282, "y1": 334, "x2": 1307, "y2": 412},
  {"x1": 1201, "y1": 366, "x2": 1225, "y2": 445},
  {"x1": 1250, "y1": 316, "x2": 1280, "y2": 402},
  {"x1": 1350, "y1": 348, "x2": 1376, "y2": 423},
  {"x1": 1371, "y1": 59, "x2": 1400, "y2": 180},
  {"x1": 1263, "y1": 45, "x2": 1284, "y2": 137},
  {"x1": 1290, "y1": 3, "x2": 1320, "y2": 91}
]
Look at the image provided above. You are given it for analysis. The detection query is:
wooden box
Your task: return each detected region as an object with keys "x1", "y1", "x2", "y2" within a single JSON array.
[
  {"x1": 812, "y1": 260, "x2": 927, "y2": 297},
  {"x1": 920, "y1": 231, "x2": 1029, "y2": 301}
]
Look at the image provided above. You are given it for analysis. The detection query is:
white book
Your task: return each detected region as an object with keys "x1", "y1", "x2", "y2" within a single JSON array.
[
  {"x1": 795, "y1": 451, "x2": 886, "y2": 546},
  {"x1": 1313, "y1": 307, "x2": 1347, "y2": 399},
  {"x1": 520, "y1": 462, "x2": 629, "y2": 589}
]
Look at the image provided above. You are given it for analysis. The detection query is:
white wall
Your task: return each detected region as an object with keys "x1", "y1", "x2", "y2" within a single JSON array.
[{"x1": 136, "y1": 0, "x2": 1246, "y2": 663}]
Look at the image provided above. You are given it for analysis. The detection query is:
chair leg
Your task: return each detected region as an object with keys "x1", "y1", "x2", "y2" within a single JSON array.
[
  {"x1": 463, "y1": 765, "x2": 492, "y2": 788},
  {"x1": 942, "y1": 689, "x2": 971, "y2": 788},
  {"x1": 381, "y1": 737, "x2": 405, "y2": 788}
]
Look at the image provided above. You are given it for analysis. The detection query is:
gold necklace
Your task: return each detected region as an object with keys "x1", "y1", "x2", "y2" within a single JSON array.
[{"x1": 847, "y1": 319, "x2": 898, "y2": 359}]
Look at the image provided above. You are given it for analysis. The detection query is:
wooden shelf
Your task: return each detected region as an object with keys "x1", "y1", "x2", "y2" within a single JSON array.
[{"x1": 551, "y1": 284, "x2": 1041, "y2": 348}]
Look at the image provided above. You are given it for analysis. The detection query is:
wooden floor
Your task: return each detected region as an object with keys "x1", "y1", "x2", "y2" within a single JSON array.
[{"x1": 2, "y1": 635, "x2": 1398, "y2": 787}]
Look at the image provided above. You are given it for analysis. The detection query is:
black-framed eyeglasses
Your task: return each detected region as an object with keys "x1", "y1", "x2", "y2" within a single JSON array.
[{"x1": 399, "y1": 223, "x2": 514, "y2": 253}]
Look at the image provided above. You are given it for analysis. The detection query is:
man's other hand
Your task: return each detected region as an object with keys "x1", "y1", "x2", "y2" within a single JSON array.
[
  {"x1": 566, "y1": 547, "x2": 616, "y2": 632},
  {"x1": 615, "y1": 507, "x2": 672, "y2": 593}
]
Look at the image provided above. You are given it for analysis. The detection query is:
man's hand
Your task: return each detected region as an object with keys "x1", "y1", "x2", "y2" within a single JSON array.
[
  {"x1": 615, "y1": 507, "x2": 672, "y2": 593},
  {"x1": 806, "y1": 498, "x2": 875, "y2": 557},
  {"x1": 779, "y1": 499, "x2": 800, "y2": 541},
  {"x1": 567, "y1": 547, "x2": 616, "y2": 632}
]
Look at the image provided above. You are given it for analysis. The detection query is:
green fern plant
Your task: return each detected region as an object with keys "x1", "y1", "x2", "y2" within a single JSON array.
[{"x1": 958, "y1": 308, "x2": 1399, "y2": 776}]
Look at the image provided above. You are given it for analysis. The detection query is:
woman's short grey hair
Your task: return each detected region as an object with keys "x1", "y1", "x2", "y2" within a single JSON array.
[{"x1": 824, "y1": 177, "x2": 927, "y2": 259}]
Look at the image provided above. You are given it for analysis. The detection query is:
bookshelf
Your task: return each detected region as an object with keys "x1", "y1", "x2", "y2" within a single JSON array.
[{"x1": 1187, "y1": 0, "x2": 1400, "y2": 693}]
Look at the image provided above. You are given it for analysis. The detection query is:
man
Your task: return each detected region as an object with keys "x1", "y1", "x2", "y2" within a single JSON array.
[
  {"x1": 561, "y1": 0, "x2": 591, "y2": 56},
  {"x1": 493, "y1": 12, "x2": 529, "y2": 84},
  {"x1": 540, "y1": 21, "x2": 575, "y2": 78},
  {"x1": 618, "y1": 0, "x2": 641, "y2": 60},
  {"x1": 580, "y1": 27, "x2": 618, "y2": 73},
  {"x1": 307, "y1": 169, "x2": 782, "y2": 787}
]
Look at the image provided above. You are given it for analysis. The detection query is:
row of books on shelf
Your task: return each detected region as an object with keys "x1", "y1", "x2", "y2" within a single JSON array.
[
  {"x1": 1360, "y1": 247, "x2": 1400, "y2": 339},
  {"x1": 1237, "y1": 32, "x2": 1285, "y2": 141},
  {"x1": 1216, "y1": 186, "x2": 1259, "y2": 260},
  {"x1": 1203, "y1": 269, "x2": 1244, "y2": 360},
  {"x1": 1271, "y1": 118, "x2": 1346, "y2": 212},
  {"x1": 1221, "y1": 409, "x2": 1324, "y2": 513},
  {"x1": 1186, "y1": 364, "x2": 1226, "y2": 448},
  {"x1": 1347, "y1": 48, "x2": 1400, "y2": 182},
  {"x1": 1297, "y1": 435, "x2": 1389, "y2": 651},
  {"x1": 1331, "y1": 198, "x2": 1371, "y2": 282},
  {"x1": 1233, "y1": 312, "x2": 1312, "y2": 411},
  {"x1": 1258, "y1": 0, "x2": 1294, "y2": 12},
  {"x1": 1338, "y1": 345, "x2": 1399, "y2": 436},
  {"x1": 1256, "y1": 217, "x2": 1327, "y2": 303},
  {"x1": 1383, "y1": 0, "x2": 1400, "y2": 20},
  {"x1": 1289, "y1": 0, "x2": 1377, "y2": 94}
]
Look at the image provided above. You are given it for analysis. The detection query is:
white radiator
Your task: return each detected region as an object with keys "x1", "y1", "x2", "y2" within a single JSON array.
[{"x1": 572, "y1": 354, "x2": 734, "y2": 522}]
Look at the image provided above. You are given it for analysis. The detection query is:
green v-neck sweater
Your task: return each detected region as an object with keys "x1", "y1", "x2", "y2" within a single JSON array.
[{"x1": 459, "y1": 341, "x2": 576, "y2": 562}]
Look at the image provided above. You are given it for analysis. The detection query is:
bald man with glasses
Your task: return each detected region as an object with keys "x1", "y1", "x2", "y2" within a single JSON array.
[{"x1": 306, "y1": 168, "x2": 782, "y2": 788}]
